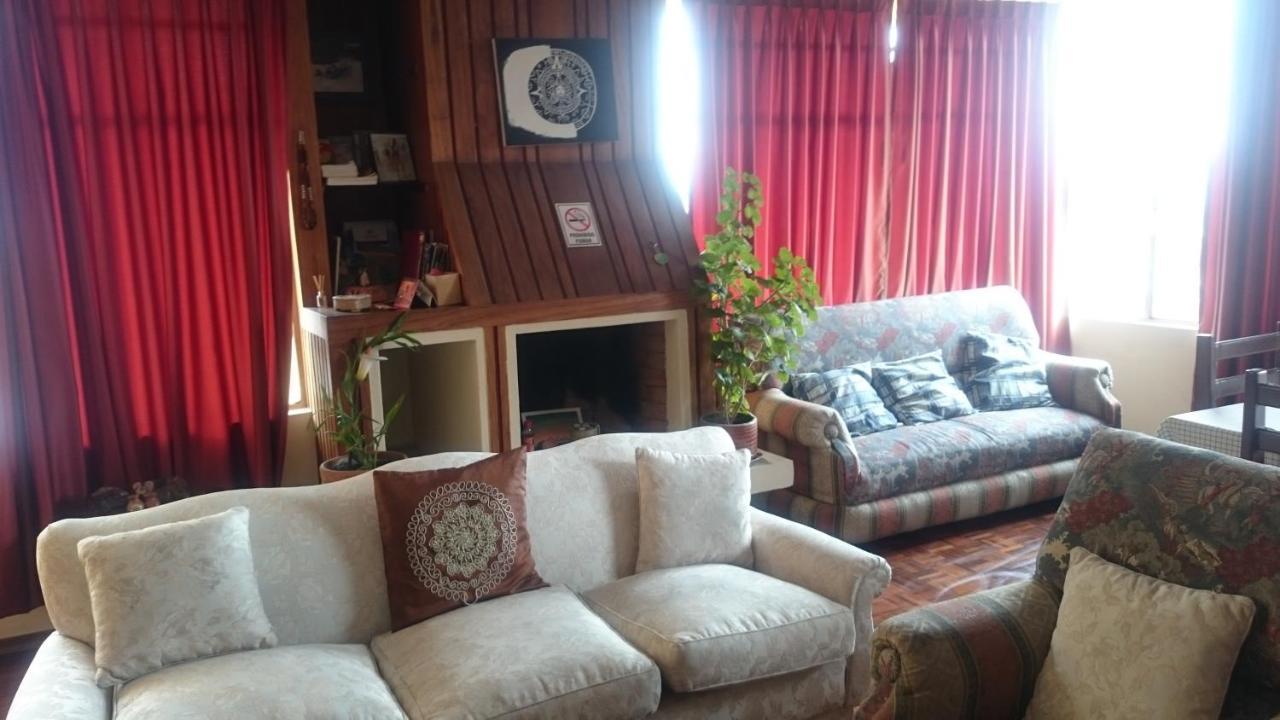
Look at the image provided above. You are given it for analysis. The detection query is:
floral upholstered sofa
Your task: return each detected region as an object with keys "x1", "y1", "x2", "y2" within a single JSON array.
[
  {"x1": 752, "y1": 286, "x2": 1121, "y2": 543},
  {"x1": 9, "y1": 429, "x2": 891, "y2": 720},
  {"x1": 858, "y1": 429, "x2": 1280, "y2": 720}
]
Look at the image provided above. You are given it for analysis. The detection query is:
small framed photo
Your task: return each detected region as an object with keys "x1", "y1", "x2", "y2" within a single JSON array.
[
  {"x1": 312, "y1": 36, "x2": 366, "y2": 96},
  {"x1": 370, "y1": 133, "x2": 416, "y2": 183},
  {"x1": 521, "y1": 407, "x2": 583, "y2": 450}
]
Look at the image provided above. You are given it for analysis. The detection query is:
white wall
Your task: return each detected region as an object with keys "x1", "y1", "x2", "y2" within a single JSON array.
[
  {"x1": 1069, "y1": 317, "x2": 1198, "y2": 434},
  {"x1": 282, "y1": 407, "x2": 320, "y2": 487}
]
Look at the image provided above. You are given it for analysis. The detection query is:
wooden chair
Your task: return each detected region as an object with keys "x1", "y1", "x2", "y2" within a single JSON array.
[
  {"x1": 1192, "y1": 323, "x2": 1280, "y2": 410},
  {"x1": 1242, "y1": 368, "x2": 1280, "y2": 462}
]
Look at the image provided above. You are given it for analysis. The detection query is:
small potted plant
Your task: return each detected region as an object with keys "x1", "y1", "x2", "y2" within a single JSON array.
[
  {"x1": 694, "y1": 167, "x2": 821, "y2": 451},
  {"x1": 318, "y1": 313, "x2": 422, "y2": 483}
]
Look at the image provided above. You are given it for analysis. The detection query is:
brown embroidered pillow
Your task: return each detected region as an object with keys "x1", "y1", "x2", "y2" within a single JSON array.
[{"x1": 373, "y1": 449, "x2": 546, "y2": 630}]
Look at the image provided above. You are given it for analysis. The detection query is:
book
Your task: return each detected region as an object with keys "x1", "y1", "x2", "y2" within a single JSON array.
[
  {"x1": 321, "y1": 161, "x2": 359, "y2": 178},
  {"x1": 326, "y1": 172, "x2": 378, "y2": 186}
]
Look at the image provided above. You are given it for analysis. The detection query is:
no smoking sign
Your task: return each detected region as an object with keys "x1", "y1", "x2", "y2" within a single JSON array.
[{"x1": 554, "y1": 202, "x2": 603, "y2": 248}]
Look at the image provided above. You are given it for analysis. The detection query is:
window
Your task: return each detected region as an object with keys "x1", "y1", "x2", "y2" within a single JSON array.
[
  {"x1": 657, "y1": 0, "x2": 699, "y2": 211},
  {"x1": 1057, "y1": 0, "x2": 1236, "y2": 324}
]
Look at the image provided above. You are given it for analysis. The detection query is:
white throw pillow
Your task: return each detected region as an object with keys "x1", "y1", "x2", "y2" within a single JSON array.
[
  {"x1": 77, "y1": 506, "x2": 277, "y2": 687},
  {"x1": 634, "y1": 447, "x2": 753, "y2": 573},
  {"x1": 1025, "y1": 547, "x2": 1254, "y2": 720}
]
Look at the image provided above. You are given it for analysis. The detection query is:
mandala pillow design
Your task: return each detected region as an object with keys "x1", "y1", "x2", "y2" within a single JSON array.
[{"x1": 374, "y1": 449, "x2": 546, "y2": 630}]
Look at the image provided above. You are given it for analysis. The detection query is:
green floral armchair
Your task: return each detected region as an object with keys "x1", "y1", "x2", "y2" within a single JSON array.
[{"x1": 857, "y1": 429, "x2": 1280, "y2": 720}]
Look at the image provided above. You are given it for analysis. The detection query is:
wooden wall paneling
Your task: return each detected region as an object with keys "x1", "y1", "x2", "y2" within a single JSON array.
[
  {"x1": 635, "y1": 160, "x2": 693, "y2": 290},
  {"x1": 286, "y1": 0, "x2": 330, "y2": 308},
  {"x1": 606, "y1": 0, "x2": 634, "y2": 159},
  {"x1": 456, "y1": 164, "x2": 524, "y2": 303},
  {"x1": 433, "y1": 165, "x2": 494, "y2": 304},
  {"x1": 614, "y1": 161, "x2": 681, "y2": 290},
  {"x1": 443, "y1": 0, "x2": 479, "y2": 163},
  {"x1": 480, "y1": 164, "x2": 547, "y2": 301},
  {"x1": 421, "y1": 0, "x2": 457, "y2": 162},
  {"x1": 539, "y1": 166, "x2": 628, "y2": 296},
  {"x1": 490, "y1": 0, "x2": 569, "y2": 301},
  {"x1": 576, "y1": 163, "x2": 643, "y2": 293},
  {"x1": 628, "y1": 0, "x2": 660, "y2": 162},
  {"x1": 590, "y1": 163, "x2": 668, "y2": 292},
  {"x1": 485, "y1": 325, "x2": 504, "y2": 451},
  {"x1": 510, "y1": 162, "x2": 578, "y2": 298},
  {"x1": 528, "y1": 0, "x2": 584, "y2": 166}
]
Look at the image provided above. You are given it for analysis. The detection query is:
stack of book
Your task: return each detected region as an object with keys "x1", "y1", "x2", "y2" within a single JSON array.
[{"x1": 319, "y1": 133, "x2": 377, "y2": 186}]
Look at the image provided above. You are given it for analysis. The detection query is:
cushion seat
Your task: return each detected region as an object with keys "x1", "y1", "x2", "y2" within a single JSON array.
[
  {"x1": 371, "y1": 585, "x2": 660, "y2": 720},
  {"x1": 113, "y1": 644, "x2": 407, "y2": 720},
  {"x1": 583, "y1": 564, "x2": 855, "y2": 693},
  {"x1": 846, "y1": 407, "x2": 1105, "y2": 504}
]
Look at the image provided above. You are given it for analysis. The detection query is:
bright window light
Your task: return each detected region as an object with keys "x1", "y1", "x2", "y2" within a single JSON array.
[
  {"x1": 1057, "y1": 0, "x2": 1236, "y2": 324},
  {"x1": 657, "y1": 0, "x2": 699, "y2": 211}
]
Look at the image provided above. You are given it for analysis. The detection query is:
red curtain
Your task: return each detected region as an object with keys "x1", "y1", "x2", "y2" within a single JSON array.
[
  {"x1": 0, "y1": 0, "x2": 291, "y2": 616},
  {"x1": 1200, "y1": 0, "x2": 1280, "y2": 342},
  {"x1": 692, "y1": 0, "x2": 1064, "y2": 349},
  {"x1": 691, "y1": 0, "x2": 892, "y2": 305},
  {"x1": 888, "y1": 0, "x2": 1064, "y2": 349}
]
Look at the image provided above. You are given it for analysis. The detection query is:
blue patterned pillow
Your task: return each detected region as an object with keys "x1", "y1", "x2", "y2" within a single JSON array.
[
  {"x1": 790, "y1": 364, "x2": 900, "y2": 437},
  {"x1": 959, "y1": 331, "x2": 1056, "y2": 411},
  {"x1": 871, "y1": 351, "x2": 976, "y2": 424}
]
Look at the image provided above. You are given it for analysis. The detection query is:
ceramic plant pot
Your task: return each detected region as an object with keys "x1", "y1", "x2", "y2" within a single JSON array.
[
  {"x1": 318, "y1": 450, "x2": 408, "y2": 484},
  {"x1": 700, "y1": 412, "x2": 758, "y2": 453}
]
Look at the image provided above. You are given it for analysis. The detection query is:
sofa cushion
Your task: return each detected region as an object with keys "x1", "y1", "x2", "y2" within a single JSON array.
[
  {"x1": 871, "y1": 351, "x2": 976, "y2": 424},
  {"x1": 373, "y1": 449, "x2": 546, "y2": 630},
  {"x1": 371, "y1": 585, "x2": 660, "y2": 720},
  {"x1": 790, "y1": 364, "x2": 899, "y2": 437},
  {"x1": 958, "y1": 331, "x2": 1056, "y2": 411},
  {"x1": 113, "y1": 644, "x2": 406, "y2": 720},
  {"x1": 846, "y1": 407, "x2": 1105, "y2": 505},
  {"x1": 635, "y1": 447, "x2": 753, "y2": 573},
  {"x1": 76, "y1": 506, "x2": 277, "y2": 687},
  {"x1": 1025, "y1": 548, "x2": 1254, "y2": 720},
  {"x1": 582, "y1": 564, "x2": 855, "y2": 693}
]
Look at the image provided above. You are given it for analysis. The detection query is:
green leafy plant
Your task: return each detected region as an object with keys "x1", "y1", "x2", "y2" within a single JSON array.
[
  {"x1": 320, "y1": 313, "x2": 422, "y2": 470},
  {"x1": 695, "y1": 167, "x2": 821, "y2": 422}
]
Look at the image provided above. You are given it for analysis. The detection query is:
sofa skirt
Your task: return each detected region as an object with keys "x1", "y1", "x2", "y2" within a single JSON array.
[{"x1": 754, "y1": 459, "x2": 1078, "y2": 544}]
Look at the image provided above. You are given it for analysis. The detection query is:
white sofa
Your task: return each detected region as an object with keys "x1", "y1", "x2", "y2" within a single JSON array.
[{"x1": 8, "y1": 428, "x2": 891, "y2": 720}]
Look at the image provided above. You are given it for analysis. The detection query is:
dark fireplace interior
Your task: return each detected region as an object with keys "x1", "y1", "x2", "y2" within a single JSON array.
[{"x1": 517, "y1": 322, "x2": 666, "y2": 447}]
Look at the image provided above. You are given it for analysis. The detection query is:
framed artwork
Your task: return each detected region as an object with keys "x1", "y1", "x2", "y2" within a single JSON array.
[
  {"x1": 493, "y1": 38, "x2": 619, "y2": 146},
  {"x1": 312, "y1": 35, "x2": 366, "y2": 96},
  {"x1": 370, "y1": 133, "x2": 416, "y2": 182},
  {"x1": 520, "y1": 407, "x2": 583, "y2": 450}
]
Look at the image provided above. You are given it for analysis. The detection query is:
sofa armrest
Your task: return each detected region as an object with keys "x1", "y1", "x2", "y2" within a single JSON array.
[
  {"x1": 854, "y1": 579, "x2": 1059, "y2": 720},
  {"x1": 1041, "y1": 352, "x2": 1122, "y2": 427},
  {"x1": 7, "y1": 632, "x2": 111, "y2": 720},
  {"x1": 752, "y1": 387, "x2": 855, "y2": 450},
  {"x1": 751, "y1": 508, "x2": 891, "y2": 706}
]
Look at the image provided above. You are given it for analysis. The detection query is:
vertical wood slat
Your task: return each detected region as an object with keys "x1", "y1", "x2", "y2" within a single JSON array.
[{"x1": 285, "y1": 0, "x2": 330, "y2": 307}]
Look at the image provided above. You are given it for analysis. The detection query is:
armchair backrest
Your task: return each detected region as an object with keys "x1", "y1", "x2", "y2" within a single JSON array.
[
  {"x1": 792, "y1": 285, "x2": 1040, "y2": 374},
  {"x1": 1036, "y1": 429, "x2": 1280, "y2": 687}
]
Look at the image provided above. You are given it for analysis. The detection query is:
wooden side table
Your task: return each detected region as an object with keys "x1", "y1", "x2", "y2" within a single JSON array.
[{"x1": 750, "y1": 450, "x2": 794, "y2": 494}]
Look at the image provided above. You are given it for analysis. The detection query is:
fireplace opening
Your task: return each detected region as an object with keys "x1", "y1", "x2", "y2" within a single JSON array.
[{"x1": 516, "y1": 322, "x2": 667, "y2": 448}]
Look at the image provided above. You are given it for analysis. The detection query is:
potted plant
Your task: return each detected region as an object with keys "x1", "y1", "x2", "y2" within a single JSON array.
[
  {"x1": 694, "y1": 167, "x2": 821, "y2": 451},
  {"x1": 318, "y1": 313, "x2": 423, "y2": 483}
]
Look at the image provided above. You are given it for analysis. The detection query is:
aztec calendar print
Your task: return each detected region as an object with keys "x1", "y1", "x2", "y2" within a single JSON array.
[
  {"x1": 526, "y1": 48, "x2": 598, "y2": 130},
  {"x1": 405, "y1": 480, "x2": 518, "y2": 604}
]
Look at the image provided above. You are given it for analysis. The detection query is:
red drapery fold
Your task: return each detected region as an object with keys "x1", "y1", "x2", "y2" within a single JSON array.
[
  {"x1": 888, "y1": 0, "x2": 1065, "y2": 350},
  {"x1": 0, "y1": 0, "x2": 291, "y2": 616},
  {"x1": 1200, "y1": 0, "x2": 1280, "y2": 342},
  {"x1": 691, "y1": 0, "x2": 892, "y2": 305}
]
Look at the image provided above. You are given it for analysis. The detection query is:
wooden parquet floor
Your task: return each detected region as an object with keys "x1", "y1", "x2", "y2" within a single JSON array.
[{"x1": 864, "y1": 500, "x2": 1060, "y2": 621}]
